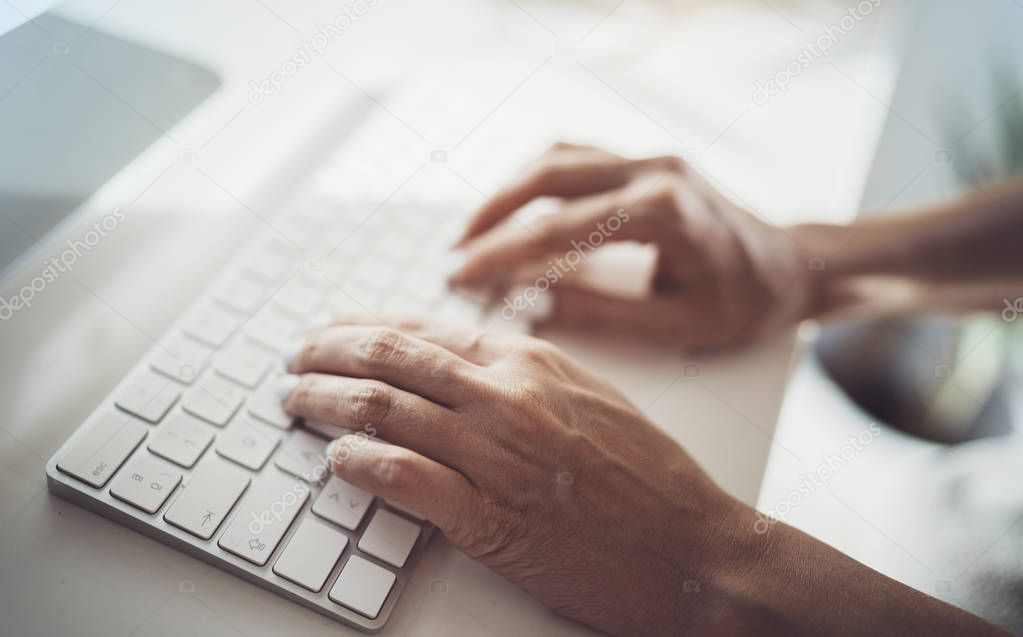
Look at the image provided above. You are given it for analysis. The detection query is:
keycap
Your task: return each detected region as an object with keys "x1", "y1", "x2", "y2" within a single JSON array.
[
  {"x1": 147, "y1": 411, "x2": 214, "y2": 468},
  {"x1": 216, "y1": 277, "x2": 266, "y2": 314},
  {"x1": 114, "y1": 372, "x2": 182, "y2": 423},
  {"x1": 184, "y1": 305, "x2": 242, "y2": 348},
  {"x1": 150, "y1": 335, "x2": 212, "y2": 385},
  {"x1": 273, "y1": 517, "x2": 349, "y2": 592},
  {"x1": 215, "y1": 340, "x2": 272, "y2": 388},
  {"x1": 274, "y1": 282, "x2": 321, "y2": 316},
  {"x1": 109, "y1": 454, "x2": 182, "y2": 514},
  {"x1": 246, "y1": 309, "x2": 300, "y2": 352},
  {"x1": 181, "y1": 375, "x2": 246, "y2": 426},
  {"x1": 328, "y1": 555, "x2": 396, "y2": 619},
  {"x1": 312, "y1": 475, "x2": 373, "y2": 530},
  {"x1": 244, "y1": 250, "x2": 296, "y2": 282},
  {"x1": 216, "y1": 419, "x2": 280, "y2": 470},
  {"x1": 274, "y1": 429, "x2": 332, "y2": 484},
  {"x1": 57, "y1": 411, "x2": 147, "y2": 488},
  {"x1": 163, "y1": 458, "x2": 250, "y2": 540},
  {"x1": 217, "y1": 472, "x2": 308, "y2": 566},
  {"x1": 302, "y1": 419, "x2": 351, "y2": 441},
  {"x1": 247, "y1": 377, "x2": 293, "y2": 429},
  {"x1": 386, "y1": 500, "x2": 425, "y2": 521},
  {"x1": 357, "y1": 508, "x2": 420, "y2": 568}
]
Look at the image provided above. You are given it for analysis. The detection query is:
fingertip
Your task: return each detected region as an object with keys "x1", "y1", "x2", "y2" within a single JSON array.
[{"x1": 276, "y1": 373, "x2": 301, "y2": 402}]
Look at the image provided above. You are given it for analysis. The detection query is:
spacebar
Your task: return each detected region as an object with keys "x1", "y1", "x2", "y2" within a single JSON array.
[{"x1": 218, "y1": 472, "x2": 309, "y2": 566}]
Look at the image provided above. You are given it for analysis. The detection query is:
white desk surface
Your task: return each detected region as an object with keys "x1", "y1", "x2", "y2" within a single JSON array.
[{"x1": 0, "y1": 0, "x2": 896, "y2": 635}]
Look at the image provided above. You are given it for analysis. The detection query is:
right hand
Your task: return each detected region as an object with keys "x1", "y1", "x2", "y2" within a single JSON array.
[
  {"x1": 283, "y1": 316, "x2": 746, "y2": 636},
  {"x1": 451, "y1": 142, "x2": 816, "y2": 349}
]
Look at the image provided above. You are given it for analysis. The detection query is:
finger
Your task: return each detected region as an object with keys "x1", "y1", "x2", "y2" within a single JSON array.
[
  {"x1": 315, "y1": 313, "x2": 507, "y2": 366},
  {"x1": 282, "y1": 372, "x2": 461, "y2": 464},
  {"x1": 285, "y1": 325, "x2": 478, "y2": 406},
  {"x1": 451, "y1": 193, "x2": 657, "y2": 284},
  {"x1": 328, "y1": 435, "x2": 477, "y2": 537},
  {"x1": 456, "y1": 154, "x2": 679, "y2": 246}
]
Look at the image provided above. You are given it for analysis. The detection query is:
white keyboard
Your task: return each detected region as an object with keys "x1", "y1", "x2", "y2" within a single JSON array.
[{"x1": 44, "y1": 195, "x2": 501, "y2": 631}]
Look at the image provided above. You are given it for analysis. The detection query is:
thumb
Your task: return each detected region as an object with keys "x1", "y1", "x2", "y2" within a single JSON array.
[{"x1": 497, "y1": 279, "x2": 681, "y2": 336}]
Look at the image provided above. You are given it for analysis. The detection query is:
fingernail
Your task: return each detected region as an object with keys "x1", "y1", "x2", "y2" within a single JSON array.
[
  {"x1": 304, "y1": 310, "x2": 332, "y2": 332},
  {"x1": 276, "y1": 373, "x2": 300, "y2": 401},
  {"x1": 281, "y1": 338, "x2": 304, "y2": 367},
  {"x1": 504, "y1": 284, "x2": 553, "y2": 324}
]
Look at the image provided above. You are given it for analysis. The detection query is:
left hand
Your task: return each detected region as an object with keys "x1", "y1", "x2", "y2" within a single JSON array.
[{"x1": 450, "y1": 142, "x2": 815, "y2": 349}]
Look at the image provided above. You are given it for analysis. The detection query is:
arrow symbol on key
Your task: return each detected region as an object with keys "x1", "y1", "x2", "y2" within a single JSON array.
[{"x1": 200, "y1": 510, "x2": 214, "y2": 526}]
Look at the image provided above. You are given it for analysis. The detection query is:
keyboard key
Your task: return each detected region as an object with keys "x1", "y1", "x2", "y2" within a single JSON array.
[
  {"x1": 109, "y1": 454, "x2": 182, "y2": 514},
  {"x1": 181, "y1": 375, "x2": 245, "y2": 426},
  {"x1": 328, "y1": 555, "x2": 395, "y2": 619},
  {"x1": 147, "y1": 412, "x2": 214, "y2": 468},
  {"x1": 114, "y1": 372, "x2": 182, "y2": 423},
  {"x1": 216, "y1": 419, "x2": 280, "y2": 470},
  {"x1": 57, "y1": 411, "x2": 147, "y2": 488},
  {"x1": 274, "y1": 282, "x2": 321, "y2": 316},
  {"x1": 247, "y1": 377, "x2": 293, "y2": 429},
  {"x1": 217, "y1": 472, "x2": 308, "y2": 566},
  {"x1": 386, "y1": 500, "x2": 425, "y2": 521},
  {"x1": 216, "y1": 277, "x2": 267, "y2": 315},
  {"x1": 274, "y1": 429, "x2": 332, "y2": 484},
  {"x1": 215, "y1": 340, "x2": 272, "y2": 388},
  {"x1": 164, "y1": 458, "x2": 250, "y2": 540},
  {"x1": 245, "y1": 250, "x2": 296, "y2": 282},
  {"x1": 312, "y1": 475, "x2": 373, "y2": 530},
  {"x1": 302, "y1": 419, "x2": 351, "y2": 440},
  {"x1": 246, "y1": 309, "x2": 300, "y2": 352},
  {"x1": 273, "y1": 517, "x2": 348, "y2": 592},
  {"x1": 150, "y1": 335, "x2": 212, "y2": 385},
  {"x1": 184, "y1": 305, "x2": 241, "y2": 348},
  {"x1": 358, "y1": 508, "x2": 420, "y2": 568}
]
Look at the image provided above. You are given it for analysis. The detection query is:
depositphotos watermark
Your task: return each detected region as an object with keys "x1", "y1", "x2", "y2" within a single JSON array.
[
  {"x1": 754, "y1": 422, "x2": 882, "y2": 534},
  {"x1": 752, "y1": 0, "x2": 882, "y2": 106},
  {"x1": 0, "y1": 208, "x2": 127, "y2": 320},
  {"x1": 247, "y1": 424, "x2": 377, "y2": 535},
  {"x1": 500, "y1": 208, "x2": 630, "y2": 320},
  {"x1": 248, "y1": 0, "x2": 379, "y2": 105},
  {"x1": 1002, "y1": 297, "x2": 1023, "y2": 322}
]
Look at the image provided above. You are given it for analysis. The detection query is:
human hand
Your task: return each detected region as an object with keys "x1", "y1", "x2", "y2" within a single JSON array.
[
  {"x1": 451, "y1": 142, "x2": 815, "y2": 348},
  {"x1": 281, "y1": 316, "x2": 745, "y2": 636}
]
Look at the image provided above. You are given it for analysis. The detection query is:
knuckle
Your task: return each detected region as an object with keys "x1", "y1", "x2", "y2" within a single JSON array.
[
  {"x1": 293, "y1": 338, "x2": 320, "y2": 369},
  {"x1": 534, "y1": 213, "x2": 565, "y2": 241},
  {"x1": 372, "y1": 450, "x2": 416, "y2": 490},
  {"x1": 358, "y1": 327, "x2": 406, "y2": 367},
  {"x1": 290, "y1": 377, "x2": 315, "y2": 412},
  {"x1": 516, "y1": 337, "x2": 560, "y2": 364},
  {"x1": 350, "y1": 381, "x2": 393, "y2": 425},
  {"x1": 531, "y1": 163, "x2": 562, "y2": 191},
  {"x1": 457, "y1": 498, "x2": 527, "y2": 561}
]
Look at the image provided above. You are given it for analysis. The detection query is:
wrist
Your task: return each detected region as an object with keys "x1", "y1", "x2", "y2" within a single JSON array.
[{"x1": 787, "y1": 222, "x2": 868, "y2": 321}]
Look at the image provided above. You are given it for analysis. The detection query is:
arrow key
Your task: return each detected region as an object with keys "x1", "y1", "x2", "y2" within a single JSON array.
[{"x1": 312, "y1": 475, "x2": 373, "y2": 531}]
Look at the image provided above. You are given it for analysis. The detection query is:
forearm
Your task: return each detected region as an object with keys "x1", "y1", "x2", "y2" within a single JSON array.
[
  {"x1": 693, "y1": 501, "x2": 1009, "y2": 636},
  {"x1": 789, "y1": 178, "x2": 1023, "y2": 321}
]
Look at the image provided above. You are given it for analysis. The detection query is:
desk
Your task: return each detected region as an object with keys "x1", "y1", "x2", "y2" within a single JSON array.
[{"x1": 0, "y1": 0, "x2": 895, "y2": 634}]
